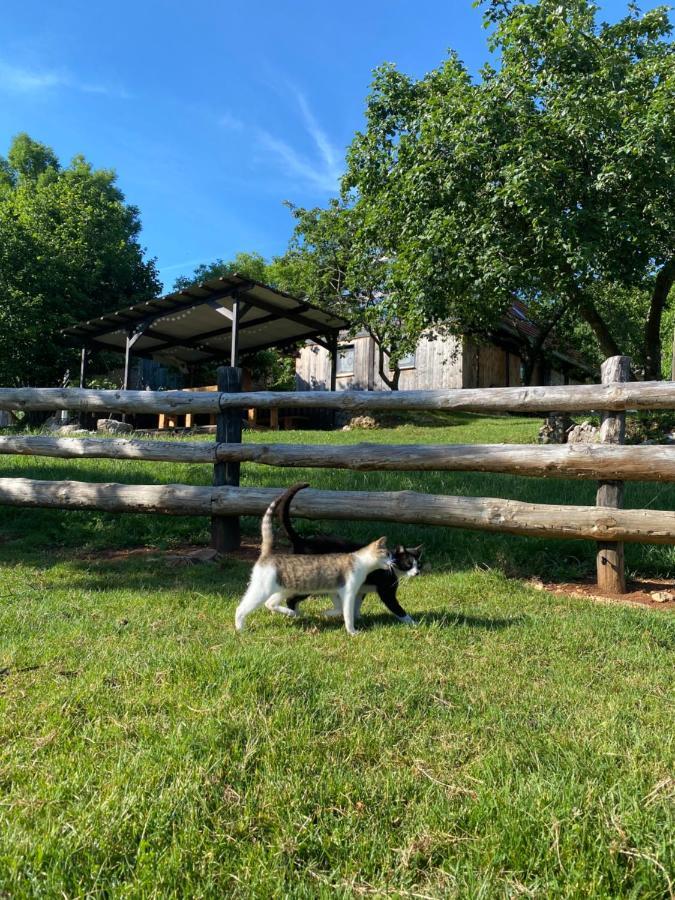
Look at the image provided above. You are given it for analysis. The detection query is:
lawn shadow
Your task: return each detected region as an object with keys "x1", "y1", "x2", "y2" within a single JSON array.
[{"x1": 322, "y1": 610, "x2": 528, "y2": 631}]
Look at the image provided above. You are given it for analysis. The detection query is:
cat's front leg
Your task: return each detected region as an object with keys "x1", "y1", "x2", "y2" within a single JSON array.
[
  {"x1": 340, "y1": 586, "x2": 359, "y2": 636},
  {"x1": 265, "y1": 592, "x2": 298, "y2": 617}
]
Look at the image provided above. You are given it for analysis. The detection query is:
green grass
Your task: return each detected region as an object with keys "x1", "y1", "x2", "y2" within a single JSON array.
[{"x1": 0, "y1": 414, "x2": 673, "y2": 897}]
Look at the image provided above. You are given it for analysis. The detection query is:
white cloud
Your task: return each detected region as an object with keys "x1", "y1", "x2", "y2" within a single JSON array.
[
  {"x1": 219, "y1": 111, "x2": 244, "y2": 131},
  {"x1": 0, "y1": 59, "x2": 129, "y2": 99},
  {"x1": 254, "y1": 88, "x2": 343, "y2": 194}
]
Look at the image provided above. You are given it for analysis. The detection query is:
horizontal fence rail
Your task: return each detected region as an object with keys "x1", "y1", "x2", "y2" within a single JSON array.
[
  {"x1": 2, "y1": 435, "x2": 675, "y2": 482},
  {"x1": 0, "y1": 479, "x2": 674, "y2": 544},
  {"x1": 2, "y1": 381, "x2": 675, "y2": 415}
]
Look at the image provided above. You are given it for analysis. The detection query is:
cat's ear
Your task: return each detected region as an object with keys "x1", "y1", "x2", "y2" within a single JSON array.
[
  {"x1": 408, "y1": 544, "x2": 423, "y2": 557},
  {"x1": 374, "y1": 536, "x2": 388, "y2": 549},
  {"x1": 395, "y1": 544, "x2": 404, "y2": 554}
]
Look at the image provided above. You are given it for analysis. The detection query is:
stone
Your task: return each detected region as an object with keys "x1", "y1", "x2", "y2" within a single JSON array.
[
  {"x1": 97, "y1": 418, "x2": 134, "y2": 435},
  {"x1": 55, "y1": 424, "x2": 90, "y2": 436},
  {"x1": 566, "y1": 422, "x2": 599, "y2": 444},
  {"x1": 343, "y1": 415, "x2": 379, "y2": 430},
  {"x1": 538, "y1": 413, "x2": 574, "y2": 444},
  {"x1": 165, "y1": 548, "x2": 221, "y2": 567},
  {"x1": 650, "y1": 590, "x2": 674, "y2": 603}
]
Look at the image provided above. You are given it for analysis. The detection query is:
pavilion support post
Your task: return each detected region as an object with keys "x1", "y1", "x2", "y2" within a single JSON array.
[
  {"x1": 123, "y1": 334, "x2": 133, "y2": 392},
  {"x1": 211, "y1": 365, "x2": 242, "y2": 553},
  {"x1": 78, "y1": 348, "x2": 89, "y2": 428},
  {"x1": 230, "y1": 298, "x2": 240, "y2": 367},
  {"x1": 79, "y1": 348, "x2": 89, "y2": 389},
  {"x1": 596, "y1": 355, "x2": 630, "y2": 594},
  {"x1": 329, "y1": 333, "x2": 340, "y2": 428}
]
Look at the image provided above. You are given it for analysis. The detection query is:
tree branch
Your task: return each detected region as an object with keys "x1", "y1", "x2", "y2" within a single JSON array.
[{"x1": 644, "y1": 257, "x2": 675, "y2": 380}]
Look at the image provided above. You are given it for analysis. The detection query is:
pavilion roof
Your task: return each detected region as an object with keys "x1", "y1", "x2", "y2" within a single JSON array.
[{"x1": 63, "y1": 274, "x2": 348, "y2": 366}]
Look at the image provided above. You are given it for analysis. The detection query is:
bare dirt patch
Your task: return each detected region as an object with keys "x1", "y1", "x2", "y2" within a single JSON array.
[
  {"x1": 74, "y1": 541, "x2": 261, "y2": 564},
  {"x1": 530, "y1": 577, "x2": 675, "y2": 611}
]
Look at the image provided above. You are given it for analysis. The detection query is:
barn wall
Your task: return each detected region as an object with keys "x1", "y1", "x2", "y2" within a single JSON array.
[
  {"x1": 372, "y1": 332, "x2": 463, "y2": 391},
  {"x1": 297, "y1": 332, "x2": 464, "y2": 391},
  {"x1": 296, "y1": 333, "x2": 590, "y2": 393},
  {"x1": 462, "y1": 338, "x2": 517, "y2": 388}
]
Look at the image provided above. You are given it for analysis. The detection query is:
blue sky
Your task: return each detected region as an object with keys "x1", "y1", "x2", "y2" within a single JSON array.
[{"x1": 0, "y1": 0, "x2": 661, "y2": 291}]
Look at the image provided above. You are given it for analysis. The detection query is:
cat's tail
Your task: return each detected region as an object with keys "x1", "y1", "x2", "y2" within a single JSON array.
[
  {"x1": 276, "y1": 482, "x2": 310, "y2": 550},
  {"x1": 261, "y1": 483, "x2": 310, "y2": 556}
]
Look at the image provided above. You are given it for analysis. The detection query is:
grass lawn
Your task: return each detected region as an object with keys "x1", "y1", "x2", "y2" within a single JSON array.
[{"x1": 0, "y1": 414, "x2": 673, "y2": 897}]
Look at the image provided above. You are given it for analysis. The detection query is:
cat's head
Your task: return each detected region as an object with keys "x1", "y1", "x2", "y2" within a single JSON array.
[
  {"x1": 363, "y1": 536, "x2": 393, "y2": 570},
  {"x1": 392, "y1": 544, "x2": 423, "y2": 578}
]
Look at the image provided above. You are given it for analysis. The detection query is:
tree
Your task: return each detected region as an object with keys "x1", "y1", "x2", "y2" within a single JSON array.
[
  {"x1": 0, "y1": 133, "x2": 160, "y2": 386},
  {"x1": 343, "y1": 0, "x2": 675, "y2": 379},
  {"x1": 270, "y1": 201, "x2": 421, "y2": 390},
  {"x1": 173, "y1": 251, "x2": 268, "y2": 290}
]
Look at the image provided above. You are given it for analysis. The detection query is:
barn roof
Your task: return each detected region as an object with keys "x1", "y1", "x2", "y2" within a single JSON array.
[{"x1": 63, "y1": 274, "x2": 348, "y2": 366}]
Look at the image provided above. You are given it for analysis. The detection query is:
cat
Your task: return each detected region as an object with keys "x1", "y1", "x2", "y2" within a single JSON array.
[
  {"x1": 276, "y1": 482, "x2": 422, "y2": 626},
  {"x1": 234, "y1": 487, "x2": 393, "y2": 635}
]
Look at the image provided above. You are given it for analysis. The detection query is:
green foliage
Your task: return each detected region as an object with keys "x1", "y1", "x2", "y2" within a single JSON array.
[
  {"x1": 0, "y1": 133, "x2": 160, "y2": 387},
  {"x1": 242, "y1": 347, "x2": 297, "y2": 391},
  {"x1": 173, "y1": 251, "x2": 268, "y2": 290},
  {"x1": 341, "y1": 0, "x2": 675, "y2": 378},
  {"x1": 272, "y1": 201, "x2": 418, "y2": 389}
]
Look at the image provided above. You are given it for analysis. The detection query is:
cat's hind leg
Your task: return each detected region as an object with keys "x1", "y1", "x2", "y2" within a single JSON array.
[{"x1": 235, "y1": 566, "x2": 276, "y2": 632}]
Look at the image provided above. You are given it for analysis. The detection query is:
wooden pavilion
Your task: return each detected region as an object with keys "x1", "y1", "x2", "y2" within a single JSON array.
[{"x1": 64, "y1": 274, "x2": 348, "y2": 427}]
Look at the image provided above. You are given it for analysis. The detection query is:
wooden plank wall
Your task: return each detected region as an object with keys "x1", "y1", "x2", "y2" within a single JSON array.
[{"x1": 296, "y1": 332, "x2": 464, "y2": 391}]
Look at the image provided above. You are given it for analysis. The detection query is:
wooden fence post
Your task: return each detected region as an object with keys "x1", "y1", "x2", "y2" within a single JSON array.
[
  {"x1": 596, "y1": 355, "x2": 630, "y2": 593},
  {"x1": 211, "y1": 366, "x2": 242, "y2": 552}
]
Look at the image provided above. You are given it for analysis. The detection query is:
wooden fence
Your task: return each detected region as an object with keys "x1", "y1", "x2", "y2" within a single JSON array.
[{"x1": 0, "y1": 355, "x2": 674, "y2": 594}]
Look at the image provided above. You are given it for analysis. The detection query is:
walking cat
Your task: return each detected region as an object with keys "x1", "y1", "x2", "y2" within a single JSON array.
[
  {"x1": 234, "y1": 488, "x2": 392, "y2": 635},
  {"x1": 276, "y1": 483, "x2": 422, "y2": 625}
]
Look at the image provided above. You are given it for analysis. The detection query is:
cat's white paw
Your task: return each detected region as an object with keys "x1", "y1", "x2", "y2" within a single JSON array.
[{"x1": 399, "y1": 615, "x2": 417, "y2": 626}]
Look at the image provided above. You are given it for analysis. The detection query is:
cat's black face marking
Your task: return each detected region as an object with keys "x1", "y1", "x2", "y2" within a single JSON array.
[{"x1": 391, "y1": 545, "x2": 423, "y2": 576}]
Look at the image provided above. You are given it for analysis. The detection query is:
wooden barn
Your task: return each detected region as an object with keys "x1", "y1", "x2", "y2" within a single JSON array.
[{"x1": 296, "y1": 304, "x2": 594, "y2": 392}]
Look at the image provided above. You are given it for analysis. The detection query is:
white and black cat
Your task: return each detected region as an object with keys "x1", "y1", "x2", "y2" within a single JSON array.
[
  {"x1": 276, "y1": 483, "x2": 422, "y2": 625},
  {"x1": 235, "y1": 488, "x2": 392, "y2": 635}
]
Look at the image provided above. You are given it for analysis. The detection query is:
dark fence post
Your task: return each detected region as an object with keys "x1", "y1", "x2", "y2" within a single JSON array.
[
  {"x1": 596, "y1": 355, "x2": 630, "y2": 593},
  {"x1": 211, "y1": 366, "x2": 242, "y2": 552}
]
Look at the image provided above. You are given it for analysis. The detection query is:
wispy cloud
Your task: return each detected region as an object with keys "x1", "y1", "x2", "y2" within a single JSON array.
[
  {"x1": 255, "y1": 87, "x2": 343, "y2": 193},
  {"x1": 160, "y1": 257, "x2": 211, "y2": 274},
  {"x1": 219, "y1": 83, "x2": 343, "y2": 194},
  {"x1": 294, "y1": 89, "x2": 340, "y2": 181},
  {"x1": 0, "y1": 59, "x2": 129, "y2": 99},
  {"x1": 219, "y1": 111, "x2": 244, "y2": 131}
]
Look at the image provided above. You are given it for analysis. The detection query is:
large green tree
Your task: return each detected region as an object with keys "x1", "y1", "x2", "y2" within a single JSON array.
[
  {"x1": 342, "y1": 0, "x2": 675, "y2": 380},
  {"x1": 270, "y1": 202, "x2": 419, "y2": 390},
  {"x1": 0, "y1": 134, "x2": 160, "y2": 386}
]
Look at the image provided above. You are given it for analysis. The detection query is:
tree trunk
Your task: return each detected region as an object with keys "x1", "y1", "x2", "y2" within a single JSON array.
[
  {"x1": 574, "y1": 291, "x2": 623, "y2": 360},
  {"x1": 371, "y1": 332, "x2": 400, "y2": 390},
  {"x1": 644, "y1": 258, "x2": 675, "y2": 381}
]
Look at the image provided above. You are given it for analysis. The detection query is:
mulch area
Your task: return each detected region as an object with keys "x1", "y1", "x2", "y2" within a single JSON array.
[{"x1": 533, "y1": 577, "x2": 675, "y2": 611}]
